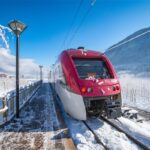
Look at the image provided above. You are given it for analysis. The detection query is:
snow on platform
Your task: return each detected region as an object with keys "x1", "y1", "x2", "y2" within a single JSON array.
[{"x1": 0, "y1": 83, "x2": 75, "y2": 150}]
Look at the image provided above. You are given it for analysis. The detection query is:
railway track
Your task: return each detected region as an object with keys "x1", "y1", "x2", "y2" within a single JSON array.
[
  {"x1": 123, "y1": 106, "x2": 150, "y2": 121},
  {"x1": 83, "y1": 120, "x2": 109, "y2": 150},
  {"x1": 51, "y1": 84, "x2": 106, "y2": 149},
  {"x1": 50, "y1": 84, "x2": 150, "y2": 149},
  {"x1": 100, "y1": 116, "x2": 150, "y2": 150},
  {"x1": 83, "y1": 116, "x2": 150, "y2": 150}
]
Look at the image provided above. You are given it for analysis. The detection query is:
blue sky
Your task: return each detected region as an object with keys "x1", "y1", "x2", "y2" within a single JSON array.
[{"x1": 1, "y1": 0, "x2": 150, "y2": 67}]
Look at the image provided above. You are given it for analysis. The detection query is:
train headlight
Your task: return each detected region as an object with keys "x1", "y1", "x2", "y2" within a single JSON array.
[{"x1": 87, "y1": 87, "x2": 93, "y2": 93}]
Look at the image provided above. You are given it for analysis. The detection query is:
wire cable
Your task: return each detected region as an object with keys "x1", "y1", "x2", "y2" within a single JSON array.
[
  {"x1": 61, "y1": 0, "x2": 84, "y2": 50},
  {"x1": 67, "y1": 0, "x2": 96, "y2": 48}
]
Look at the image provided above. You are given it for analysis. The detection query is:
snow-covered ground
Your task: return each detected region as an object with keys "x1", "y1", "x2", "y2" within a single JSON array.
[
  {"x1": 64, "y1": 115, "x2": 141, "y2": 150},
  {"x1": 119, "y1": 73, "x2": 150, "y2": 112},
  {"x1": 86, "y1": 118, "x2": 141, "y2": 150},
  {"x1": 116, "y1": 117, "x2": 150, "y2": 147},
  {"x1": 0, "y1": 81, "x2": 150, "y2": 150},
  {"x1": 55, "y1": 94, "x2": 149, "y2": 150},
  {"x1": 63, "y1": 114, "x2": 104, "y2": 150},
  {"x1": 64, "y1": 111, "x2": 150, "y2": 149}
]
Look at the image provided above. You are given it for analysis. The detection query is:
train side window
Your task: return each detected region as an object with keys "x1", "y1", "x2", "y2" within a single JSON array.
[{"x1": 58, "y1": 64, "x2": 66, "y2": 85}]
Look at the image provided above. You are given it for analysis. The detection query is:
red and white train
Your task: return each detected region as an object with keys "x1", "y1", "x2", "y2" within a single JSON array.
[{"x1": 52, "y1": 47, "x2": 122, "y2": 120}]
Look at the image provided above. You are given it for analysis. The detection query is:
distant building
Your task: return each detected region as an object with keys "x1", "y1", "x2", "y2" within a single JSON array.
[
  {"x1": 0, "y1": 73, "x2": 7, "y2": 78},
  {"x1": 8, "y1": 75, "x2": 15, "y2": 79}
]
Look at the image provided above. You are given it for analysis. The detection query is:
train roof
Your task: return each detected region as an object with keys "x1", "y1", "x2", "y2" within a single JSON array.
[{"x1": 63, "y1": 48, "x2": 104, "y2": 58}]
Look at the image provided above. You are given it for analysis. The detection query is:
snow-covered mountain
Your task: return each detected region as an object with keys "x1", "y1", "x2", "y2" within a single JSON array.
[{"x1": 105, "y1": 27, "x2": 150, "y2": 77}]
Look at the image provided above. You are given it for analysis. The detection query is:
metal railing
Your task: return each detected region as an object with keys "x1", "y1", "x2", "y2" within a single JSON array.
[{"x1": 0, "y1": 81, "x2": 41, "y2": 126}]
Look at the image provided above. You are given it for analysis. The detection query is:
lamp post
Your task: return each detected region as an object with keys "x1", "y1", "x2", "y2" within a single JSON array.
[
  {"x1": 39, "y1": 65, "x2": 43, "y2": 82},
  {"x1": 8, "y1": 20, "x2": 27, "y2": 118}
]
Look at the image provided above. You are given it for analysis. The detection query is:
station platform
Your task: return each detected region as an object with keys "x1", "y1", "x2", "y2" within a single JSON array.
[{"x1": 0, "y1": 83, "x2": 75, "y2": 150}]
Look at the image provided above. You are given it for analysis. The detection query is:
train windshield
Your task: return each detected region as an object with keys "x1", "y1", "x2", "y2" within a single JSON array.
[{"x1": 73, "y1": 58, "x2": 112, "y2": 79}]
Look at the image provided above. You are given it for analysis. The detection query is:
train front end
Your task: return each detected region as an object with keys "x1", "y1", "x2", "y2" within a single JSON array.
[{"x1": 71, "y1": 49, "x2": 122, "y2": 119}]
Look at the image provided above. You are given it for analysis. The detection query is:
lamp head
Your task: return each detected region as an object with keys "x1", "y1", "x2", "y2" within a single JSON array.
[
  {"x1": 8, "y1": 20, "x2": 27, "y2": 36},
  {"x1": 39, "y1": 65, "x2": 43, "y2": 69}
]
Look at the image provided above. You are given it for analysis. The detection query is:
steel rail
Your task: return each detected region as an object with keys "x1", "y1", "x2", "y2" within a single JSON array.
[
  {"x1": 49, "y1": 83, "x2": 149, "y2": 149},
  {"x1": 83, "y1": 121, "x2": 108, "y2": 150},
  {"x1": 100, "y1": 116, "x2": 150, "y2": 150}
]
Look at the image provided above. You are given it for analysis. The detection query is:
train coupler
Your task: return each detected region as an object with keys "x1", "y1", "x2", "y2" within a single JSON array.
[{"x1": 105, "y1": 100, "x2": 122, "y2": 119}]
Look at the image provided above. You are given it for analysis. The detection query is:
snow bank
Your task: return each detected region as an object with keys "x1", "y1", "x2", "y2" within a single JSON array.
[
  {"x1": 118, "y1": 117, "x2": 150, "y2": 148},
  {"x1": 119, "y1": 73, "x2": 150, "y2": 112},
  {"x1": 65, "y1": 116, "x2": 104, "y2": 150}
]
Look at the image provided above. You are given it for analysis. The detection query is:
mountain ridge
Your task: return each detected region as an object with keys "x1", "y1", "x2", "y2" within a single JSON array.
[
  {"x1": 107, "y1": 27, "x2": 150, "y2": 51},
  {"x1": 105, "y1": 27, "x2": 150, "y2": 76}
]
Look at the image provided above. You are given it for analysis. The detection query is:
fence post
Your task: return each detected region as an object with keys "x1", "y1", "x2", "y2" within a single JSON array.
[{"x1": 2, "y1": 96, "x2": 8, "y2": 122}]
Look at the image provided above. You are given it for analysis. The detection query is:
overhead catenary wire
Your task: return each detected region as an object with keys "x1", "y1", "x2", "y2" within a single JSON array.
[
  {"x1": 61, "y1": 0, "x2": 84, "y2": 50},
  {"x1": 107, "y1": 29, "x2": 150, "y2": 51},
  {"x1": 67, "y1": 0, "x2": 96, "y2": 48}
]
